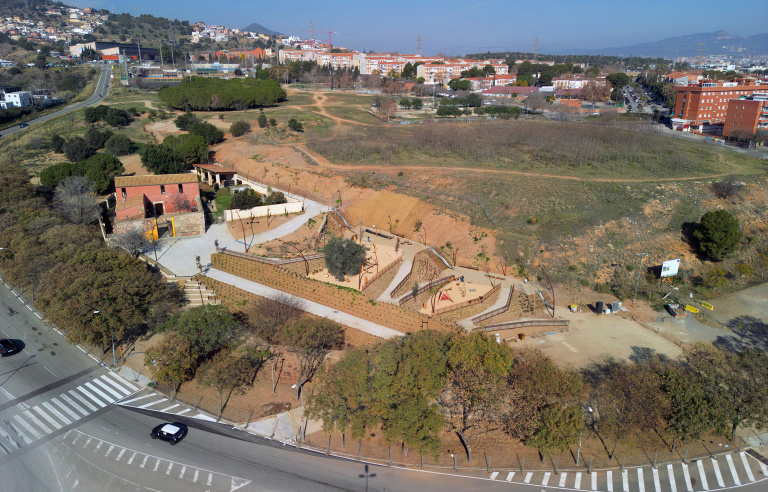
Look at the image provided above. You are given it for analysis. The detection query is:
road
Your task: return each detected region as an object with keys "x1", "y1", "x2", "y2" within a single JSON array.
[{"x1": 0, "y1": 63, "x2": 112, "y2": 137}]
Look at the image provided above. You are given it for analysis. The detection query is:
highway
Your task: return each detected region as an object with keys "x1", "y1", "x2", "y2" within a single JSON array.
[{"x1": 0, "y1": 63, "x2": 112, "y2": 138}]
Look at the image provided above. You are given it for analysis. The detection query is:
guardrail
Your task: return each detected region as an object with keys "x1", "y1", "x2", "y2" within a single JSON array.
[
  {"x1": 398, "y1": 275, "x2": 455, "y2": 305},
  {"x1": 471, "y1": 285, "x2": 515, "y2": 325},
  {"x1": 432, "y1": 283, "x2": 500, "y2": 316},
  {"x1": 476, "y1": 318, "x2": 569, "y2": 332},
  {"x1": 361, "y1": 256, "x2": 403, "y2": 292}
]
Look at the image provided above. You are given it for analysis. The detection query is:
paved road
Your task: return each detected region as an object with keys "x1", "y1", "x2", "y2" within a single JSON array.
[{"x1": 0, "y1": 63, "x2": 112, "y2": 137}]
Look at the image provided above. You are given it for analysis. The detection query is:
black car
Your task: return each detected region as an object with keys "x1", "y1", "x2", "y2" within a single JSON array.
[
  {"x1": 0, "y1": 339, "x2": 19, "y2": 357},
  {"x1": 151, "y1": 423, "x2": 187, "y2": 445},
  {"x1": 19, "y1": 123, "x2": 28, "y2": 128}
]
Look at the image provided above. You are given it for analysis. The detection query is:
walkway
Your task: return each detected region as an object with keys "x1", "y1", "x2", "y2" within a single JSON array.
[
  {"x1": 153, "y1": 199, "x2": 329, "y2": 277},
  {"x1": 205, "y1": 269, "x2": 403, "y2": 339}
]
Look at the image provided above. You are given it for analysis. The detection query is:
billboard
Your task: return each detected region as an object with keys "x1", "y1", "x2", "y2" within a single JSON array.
[{"x1": 660, "y1": 259, "x2": 681, "y2": 278}]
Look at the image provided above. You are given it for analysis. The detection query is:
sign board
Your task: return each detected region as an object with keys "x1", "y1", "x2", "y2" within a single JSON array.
[
  {"x1": 660, "y1": 259, "x2": 681, "y2": 278},
  {"x1": 701, "y1": 301, "x2": 714, "y2": 311},
  {"x1": 685, "y1": 304, "x2": 699, "y2": 314}
]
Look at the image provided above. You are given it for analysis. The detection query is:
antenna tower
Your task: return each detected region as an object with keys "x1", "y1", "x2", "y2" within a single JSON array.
[
  {"x1": 533, "y1": 36, "x2": 540, "y2": 61},
  {"x1": 697, "y1": 42, "x2": 705, "y2": 68},
  {"x1": 416, "y1": 35, "x2": 422, "y2": 56}
]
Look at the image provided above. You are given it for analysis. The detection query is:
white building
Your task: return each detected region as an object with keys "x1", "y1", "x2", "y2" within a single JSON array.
[{"x1": 0, "y1": 90, "x2": 33, "y2": 109}]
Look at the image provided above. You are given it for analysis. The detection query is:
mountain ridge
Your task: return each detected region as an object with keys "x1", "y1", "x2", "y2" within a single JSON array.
[{"x1": 242, "y1": 22, "x2": 283, "y2": 37}]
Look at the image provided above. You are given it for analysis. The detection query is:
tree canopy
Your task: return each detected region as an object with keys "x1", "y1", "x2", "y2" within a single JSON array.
[
  {"x1": 158, "y1": 304, "x2": 239, "y2": 360},
  {"x1": 693, "y1": 210, "x2": 742, "y2": 260},
  {"x1": 40, "y1": 153, "x2": 124, "y2": 194},
  {"x1": 159, "y1": 77, "x2": 286, "y2": 111},
  {"x1": 323, "y1": 236, "x2": 367, "y2": 281}
]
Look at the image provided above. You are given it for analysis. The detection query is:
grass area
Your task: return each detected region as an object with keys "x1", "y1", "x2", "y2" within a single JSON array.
[
  {"x1": 322, "y1": 105, "x2": 381, "y2": 125},
  {"x1": 284, "y1": 91, "x2": 315, "y2": 106},
  {"x1": 214, "y1": 188, "x2": 232, "y2": 210}
]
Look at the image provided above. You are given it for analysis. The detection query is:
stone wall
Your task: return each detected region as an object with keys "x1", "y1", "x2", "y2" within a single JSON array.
[{"x1": 171, "y1": 211, "x2": 205, "y2": 236}]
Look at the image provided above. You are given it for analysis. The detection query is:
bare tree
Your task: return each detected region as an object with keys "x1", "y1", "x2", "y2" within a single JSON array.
[
  {"x1": 113, "y1": 228, "x2": 151, "y2": 257},
  {"x1": 54, "y1": 176, "x2": 100, "y2": 224},
  {"x1": 167, "y1": 192, "x2": 192, "y2": 213},
  {"x1": 525, "y1": 92, "x2": 549, "y2": 114}
]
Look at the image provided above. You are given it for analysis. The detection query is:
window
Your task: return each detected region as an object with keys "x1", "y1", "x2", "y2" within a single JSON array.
[
  {"x1": 178, "y1": 184, "x2": 183, "y2": 193},
  {"x1": 160, "y1": 185, "x2": 165, "y2": 194},
  {"x1": 121, "y1": 188, "x2": 127, "y2": 200}
]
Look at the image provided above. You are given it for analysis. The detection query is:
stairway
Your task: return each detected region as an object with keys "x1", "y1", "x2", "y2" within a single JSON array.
[{"x1": 177, "y1": 279, "x2": 220, "y2": 307}]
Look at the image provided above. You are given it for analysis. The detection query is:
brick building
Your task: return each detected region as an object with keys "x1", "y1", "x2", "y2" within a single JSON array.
[
  {"x1": 671, "y1": 78, "x2": 768, "y2": 131},
  {"x1": 722, "y1": 93, "x2": 768, "y2": 140}
]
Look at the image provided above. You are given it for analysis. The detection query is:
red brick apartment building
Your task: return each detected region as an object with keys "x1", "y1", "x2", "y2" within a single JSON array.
[
  {"x1": 722, "y1": 94, "x2": 768, "y2": 139},
  {"x1": 672, "y1": 78, "x2": 768, "y2": 131}
]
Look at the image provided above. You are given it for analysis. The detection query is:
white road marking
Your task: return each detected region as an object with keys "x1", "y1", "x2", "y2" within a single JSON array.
[
  {"x1": 140, "y1": 455, "x2": 148, "y2": 468},
  {"x1": 606, "y1": 470, "x2": 613, "y2": 492},
  {"x1": 69, "y1": 389, "x2": 99, "y2": 412},
  {"x1": 71, "y1": 433, "x2": 82, "y2": 446},
  {"x1": 76, "y1": 386, "x2": 107, "y2": 408},
  {"x1": 138, "y1": 399, "x2": 167, "y2": 409},
  {"x1": 193, "y1": 469, "x2": 199, "y2": 483},
  {"x1": 13, "y1": 414, "x2": 42, "y2": 440},
  {"x1": 726, "y1": 453, "x2": 741, "y2": 486},
  {"x1": 99, "y1": 375, "x2": 133, "y2": 395},
  {"x1": 637, "y1": 468, "x2": 645, "y2": 492},
  {"x1": 28, "y1": 406, "x2": 58, "y2": 432},
  {"x1": 574, "y1": 471, "x2": 581, "y2": 489},
  {"x1": 118, "y1": 394, "x2": 153, "y2": 405},
  {"x1": 84, "y1": 382, "x2": 114, "y2": 404},
  {"x1": 712, "y1": 457, "x2": 725, "y2": 487},
  {"x1": 176, "y1": 408, "x2": 190, "y2": 415},
  {"x1": 622, "y1": 469, "x2": 629, "y2": 492},
  {"x1": 541, "y1": 472, "x2": 550, "y2": 486},
  {"x1": 505, "y1": 471, "x2": 514, "y2": 481},
  {"x1": 760, "y1": 462, "x2": 768, "y2": 477},
  {"x1": 179, "y1": 465, "x2": 186, "y2": 479},
  {"x1": 91, "y1": 379, "x2": 124, "y2": 400},
  {"x1": 591, "y1": 471, "x2": 597, "y2": 490},
  {"x1": 166, "y1": 462, "x2": 173, "y2": 475},
  {"x1": 489, "y1": 471, "x2": 498, "y2": 480},
  {"x1": 682, "y1": 462, "x2": 693, "y2": 491},
  {"x1": 127, "y1": 452, "x2": 136, "y2": 465},
  {"x1": 739, "y1": 452, "x2": 756, "y2": 482},
  {"x1": 105, "y1": 444, "x2": 114, "y2": 457},
  {"x1": 0, "y1": 425, "x2": 21, "y2": 449},
  {"x1": 559, "y1": 472, "x2": 567, "y2": 487},
  {"x1": 523, "y1": 472, "x2": 533, "y2": 483},
  {"x1": 50, "y1": 397, "x2": 80, "y2": 421},
  {"x1": 106, "y1": 370, "x2": 140, "y2": 391},
  {"x1": 93, "y1": 441, "x2": 103, "y2": 453},
  {"x1": 115, "y1": 448, "x2": 125, "y2": 461},
  {"x1": 207, "y1": 472, "x2": 213, "y2": 486},
  {"x1": 696, "y1": 459, "x2": 709, "y2": 490},
  {"x1": 652, "y1": 465, "x2": 661, "y2": 492},
  {"x1": 42, "y1": 401, "x2": 71, "y2": 425},
  {"x1": 153, "y1": 458, "x2": 160, "y2": 472},
  {"x1": 59, "y1": 394, "x2": 88, "y2": 417},
  {"x1": 160, "y1": 404, "x2": 180, "y2": 412},
  {"x1": 83, "y1": 437, "x2": 92, "y2": 449}
]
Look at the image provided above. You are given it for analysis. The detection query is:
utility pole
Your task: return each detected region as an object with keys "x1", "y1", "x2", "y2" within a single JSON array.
[{"x1": 633, "y1": 253, "x2": 648, "y2": 304}]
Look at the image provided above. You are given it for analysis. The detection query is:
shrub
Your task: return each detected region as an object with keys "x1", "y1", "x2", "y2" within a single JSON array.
[
  {"x1": 269, "y1": 118, "x2": 277, "y2": 127},
  {"x1": 693, "y1": 210, "x2": 742, "y2": 260},
  {"x1": 230, "y1": 120, "x2": 251, "y2": 137},
  {"x1": 288, "y1": 118, "x2": 303, "y2": 132},
  {"x1": 104, "y1": 134, "x2": 133, "y2": 156},
  {"x1": 174, "y1": 111, "x2": 199, "y2": 131},
  {"x1": 51, "y1": 134, "x2": 66, "y2": 153},
  {"x1": 189, "y1": 121, "x2": 224, "y2": 145},
  {"x1": 257, "y1": 113, "x2": 267, "y2": 128},
  {"x1": 63, "y1": 136, "x2": 95, "y2": 162},
  {"x1": 83, "y1": 105, "x2": 131, "y2": 127},
  {"x1": 84, "y1": 127, "x2": 113, "y2": 149},
  {"x1": 230, "y1": 189, "x2": 262, "y2": 210},
  {"x1": 265, "y1": 191, "x2": 287, "y2": 205}
]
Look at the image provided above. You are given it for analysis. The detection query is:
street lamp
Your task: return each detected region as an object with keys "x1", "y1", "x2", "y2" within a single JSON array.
[
  {"x1": 633, "y1": 253, "x2": 648, "y2": 304},
  {"x1": 576, "y1": 406, "x2": 593, "y2": 465}
]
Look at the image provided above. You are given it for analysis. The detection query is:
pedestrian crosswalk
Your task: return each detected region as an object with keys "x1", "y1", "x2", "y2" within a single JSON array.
[
  {"x1": 484, "y1": 452, "x2": 767, "y2": 491},
  {"x1": 57, "y1": 429, "x2": 251, "y2": 491},
  {"x1": 117, "y1": 387, "x2": 217, "y2": 421},
  {"x1": 0, "y1": 371, "x2": 140, "y2": 456}
]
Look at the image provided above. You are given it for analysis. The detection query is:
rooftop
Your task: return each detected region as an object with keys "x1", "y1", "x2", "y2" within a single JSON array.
[
  {"x1": 115, "y1": 174, "x2": 198, "y2": 187},
  {"x1": 192, "y1": 164, "x2": 236, "y2": 174}
]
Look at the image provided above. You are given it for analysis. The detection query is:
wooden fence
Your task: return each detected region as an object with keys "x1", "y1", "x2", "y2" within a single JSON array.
[
  {"x1": 476, "y1": 318, "x2": 569, "y2": 332},
  {"x1": 397, "y1": 275, "x2": 455, "y2": 305},
  {"x1": 361, "y1": 256, "x2": 403, "y2": 292},
  {"x1": 432, "y1": 282, "x2": 501, "y2": 316},
  {"x1": 471, "y1": 285, "x2": 515, "y2": 325},
  {"x1": 219, "y1": 248, "x2": 324, "y2": 266}
]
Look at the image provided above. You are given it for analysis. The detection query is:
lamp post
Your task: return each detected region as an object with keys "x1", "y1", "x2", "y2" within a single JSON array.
[
  {"x1": 633, "y1": 253, "x2": 648, "y2": 304},
  {"x1": 576, "y1": 406, "x2": 593, "y2": 465}
]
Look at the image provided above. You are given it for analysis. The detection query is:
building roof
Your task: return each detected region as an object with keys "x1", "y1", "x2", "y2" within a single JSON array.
[
  {"x1": 482, "y1": 86, "x2": 539, "y2": 95},
  {"x1": 192, "y1": 164, "x2": 236, "y2": 174},
  {"x1": 114, "y1": 174, "x2": 198, "y2": 187},
  {"x1": 115, "y1": 194, "x2": 145, "y2": 212}
]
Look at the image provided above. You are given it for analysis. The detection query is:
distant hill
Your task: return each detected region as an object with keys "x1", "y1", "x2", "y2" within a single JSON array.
[
  {"x1": 566, "y1": 30, "x2": 768, "y2": 58},
  {"x1": 242, "y1": 23, "x2": 282, "y2": 37}
]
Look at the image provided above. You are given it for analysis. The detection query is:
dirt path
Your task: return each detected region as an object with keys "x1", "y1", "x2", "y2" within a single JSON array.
[
  {"x1": 289, "y1": 143, "x2": 742, "y2": 184},
  {"x1": 284, "y1": 90, "x2": 378, "y2": 127}
]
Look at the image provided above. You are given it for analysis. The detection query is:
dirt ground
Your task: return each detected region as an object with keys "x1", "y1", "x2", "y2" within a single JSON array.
[
  {"x1": 420, "y1": 280, "x2": 493, "y2": 314},
  {"x1": 309, "y1": 243, "x2": 400, "y2": 289},
  {"x1": 226, "y1": 214, "x2": 295, "y2": 241},
  {"x1": 119, "y1": 153, "x2": 149, "y2": 176}
]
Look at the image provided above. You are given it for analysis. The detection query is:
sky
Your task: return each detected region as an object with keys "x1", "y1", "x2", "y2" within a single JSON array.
[{"x1": 74, "y1": 0, "x2": 767, "y2": 56}]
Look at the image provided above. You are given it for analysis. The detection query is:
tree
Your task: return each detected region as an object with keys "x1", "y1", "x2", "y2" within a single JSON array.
[
  {"x1": 145, "y1": 333, "x2": 197, "y2": 398},
  {"x1": 158, "y1": 304, "x2": 238, "y2": 360},
  {"x1": 269, "y1": 118, "x2": 277, "y2": 127},
  {"x1": 606, "y1": 73, "x2": 630, "y2": 101},
  {"x1": 84, "y1": 127, "x2": 112, "y2": 149},
  {"x1": 287, "y1": 118, "x2": 303, "y2": 132},
  {"x1": 582, "y1": 80, "x2": 610, "y2": 107},
  {"x1": 63, "y1": 136, "x2": 95, "y2": 162},
  {"x1": 54, "y1": 176, "x2": 99, "y2": 225},
  {"x1": 257, "y1": 113, "x2": 268, "y2": 128},
  {"x1": 411, "y1": 98, "x2": 423, "y2": 110},
  {"x1": 436, "y1": 105, "x2": 461, "y2": 117},
  {"x1": 40, "y1": 154, "x2": 124, "y2": 194},
  {"x1": 113, "y1": 228, "x2": 151, "y2": 257},
  {"x1": 528, "y1": 404, "x2": 582, "y2": 461},
  {"x1": 162, "y1": 134, "x2": 208, "y2": 164},
  {"x1": 51, "y1": 134, "x2": 66, "y2": 153},
  {"x1": 448, "y1": 79, "x2": 470, "y2": 91},
  {"x1": 323, "y1": 236, "x2": 367, "y2": 281},
  {"x1": 379, "y1": 99, "x2": 398, "y2": 122},
  {"x1": 104, "y1": 134, "x2": 133, "y2": 156},
  {"x1": 198, "y1": 350, "x2": 251, "y2": 420},
  {"x1": 525, "y1": 92, "x2": 549, "y2": 114},
  {"x1": 693, "y1": 210, "x2": 742, "y2": 260},
  {"x1": 188, "y1": 121, "x2": 224, "y2": 145},
  {"x1": 265, "y1": 191, "x2": 286, "y2": 205},
  {"x1": 399, "y1": 97, "x2": 412, "y2": 109},
  {"x1": 280, "y1": 317, "x2": 343, "y2": 399},
  {"x1": 230, "y1": 188, "x2": 262, "y2": 210},
  {"x1": 437, "y1": 333, "x2": 514, "y2": 461},
  {"x1": 174, "y1": 112, "x2": 199, "y2": 131},
  {"x1": 140, "y1": 144, "x2": 186, "y2": 174}
]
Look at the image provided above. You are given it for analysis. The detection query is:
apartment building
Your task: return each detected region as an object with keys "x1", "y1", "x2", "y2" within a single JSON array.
[
  {"x1": 415, "y1": 59, "x2": 508, "y2": 84},
  {"x1": 552, "y1": 76, "x2": 608, "y2": 90},
  {"x1": 0, "y1": 88, "x2": 32, "y2": 109},
  {"x1": 722, "y1": 93, "x2": 768, "y2": 139},
  {"x1": 672, "y1": 78, "x2": 768, "y2": 129}
]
